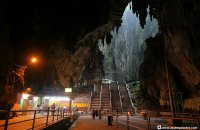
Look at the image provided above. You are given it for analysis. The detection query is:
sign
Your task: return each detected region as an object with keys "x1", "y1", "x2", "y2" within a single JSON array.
[{"x1": 65, "y1": 88, "x2": 72, "y2": 93}]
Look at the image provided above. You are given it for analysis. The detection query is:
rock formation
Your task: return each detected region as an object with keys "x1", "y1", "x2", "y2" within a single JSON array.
[
  {"x1": 0, "y1": 0, "x2": 129, "y2": 111},
  {"x1": 134, "y1": 0, "x2": 200, "y2": 112},
  {"x1": 0, "y1": 0, "x2": 200, "y2": 114}
]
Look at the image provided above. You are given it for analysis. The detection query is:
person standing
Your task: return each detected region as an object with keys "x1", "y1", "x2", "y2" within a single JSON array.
[
  {"x1": 92, "y1": 109, "x2": 95, "y2": 119},
  {"x1": 95, "y1": 109, "x2": 98, "y2": 117},
  {"x1": 99, "y1": 109, "x2": 102, "y2": 119},
  {"x1": 51, "y1": 103, "x2": 55, "y2": 115}
]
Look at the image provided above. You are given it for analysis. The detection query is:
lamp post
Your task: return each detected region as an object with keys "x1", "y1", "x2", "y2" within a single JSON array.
[
  {"x1": 31, "y1": 57, "x2": 37, "y2": 63},
  {"x1": 20, "y1": 57, "x2": 39, "y2": 114},
  {"x1": 65, "y1": 87, "x2": 72, "y2": 118}
]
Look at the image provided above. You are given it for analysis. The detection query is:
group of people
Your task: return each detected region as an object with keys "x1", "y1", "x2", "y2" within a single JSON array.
[
  {"x1": 92, "y1": 108, "x2": 101, "y2": 119},
  {"x1": 50, "y1": 103, "x2": 70, "y2": 115}
]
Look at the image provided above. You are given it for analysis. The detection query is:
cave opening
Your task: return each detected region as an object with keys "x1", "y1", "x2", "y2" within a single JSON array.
[
  {"x1": 0, "y1": 0, "x2": 200, "y2": 127},
  {"x1": 98, "y1": 2, "x2": 158, "y2": 83}
]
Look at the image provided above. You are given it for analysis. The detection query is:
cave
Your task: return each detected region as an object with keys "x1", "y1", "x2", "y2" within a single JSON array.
[{"x1": 0, "y1": 0, "x2": 200, "y2": 129}]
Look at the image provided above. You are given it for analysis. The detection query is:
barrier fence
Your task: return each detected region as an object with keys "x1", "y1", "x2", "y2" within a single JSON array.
[
  {"x1": 0, "y1": 108, "x2": 75, "y2": 130},
  {"x1": 102, "y1": 112, "x2": 200, "y2": 130},
  {"x1": 1, "y1": 109, "x2": 199, "y2": 130}
]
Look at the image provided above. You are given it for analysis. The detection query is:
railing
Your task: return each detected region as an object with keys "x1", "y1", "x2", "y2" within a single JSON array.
[
  {"x1": 100, "y1": 84, "x2": 102, "y2": 109},
  {"x1": 118, "y1": 84, "x2": 123, "y2": 112},
  {"x1": 109, "y1": 83, "x2": 112, "y2": 111},
  {"x1": 0, "y1": 108, "x2": 75, "y2": 130},
  {"x1": 146, "y1": 115, "x2": 200, "y2": 130},
  {"x1": 117, "y1": 83, "x2": 119, "y2": 91},
  {"x1": 124, "y1": 81, "x2": 135, "y2": 113},
  {"x1": 110, "y1": 91, "x2": 112, "y2": 111},
  {"x1": 89, "y1": 90, "x2": 93, "y2": 109},
  {"x1": 101, "y1": 112, "x2": 200, "y2": 130},
  {"x1": 100, "y1": 91, "x2": 102, "y2": 109}
]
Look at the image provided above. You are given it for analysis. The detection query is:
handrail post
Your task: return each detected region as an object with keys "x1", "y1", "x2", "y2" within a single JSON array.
[
  {"x1": 100, "y1": 85, "x2": 102, "y2": 109},
  {"x1": 32, "y1": 110, "x2": 37, "y2": 130},
  {"x1": 147, "y1": 116, "x2": 151, "y2": 130},
  {"x1": 52, "y1": 109, "x2": 55, "y2": 122},
  {"x1": 149, "y1": 117, "x2": 151, "y2": 130},
  {"x1": 118, "y1": 86, "x2": 123, "y2": 112},
  {"x1": 197, "y1": 118, "x2": 200, "y2": 129},
  {"x1": 90, "y1": 91, "x2": 93, "y2": 110},
  {"x1": 46, "y1": 107, "x2": 50, "y2": 126},
  {"x1": 125, "y1": 82, "x2": 135, "y2": 114},
  {"x1": 57, "y1": 108, "x2": 59, "y2": 121},
  {"x1": 63, "y1": 109, "x2": 65, "y2": 118},
  {"x1": 127, "y1": 112, "x2": 129, "y2": 130},
  {"x1": 116, "y1": 112, "x2": 118, "y2": 128},
  {"x1": 110, "y1": 91, "x2": 112, "y2": 111},
  {"x1": 4, "y1": 108, "x2": 10, "y2": 130}
]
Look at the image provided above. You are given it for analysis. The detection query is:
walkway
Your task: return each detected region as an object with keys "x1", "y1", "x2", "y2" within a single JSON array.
[
  {"x1": 69, "y1": 115, "x2": 122, "y2": 130},
  {"x1": 0, "y1": 112, "x2": 64, "y2": 130}
]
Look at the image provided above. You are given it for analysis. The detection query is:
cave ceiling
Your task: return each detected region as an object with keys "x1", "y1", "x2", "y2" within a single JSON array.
[
  {"x1": 1, "y1": 0, "x2": 129, "y2": 65},
  {"x1": 0, "y1": 0, "x2": 132, "y2": 88},
  {"x1": 0, "y1": 0, "x2": 200, "y2": 112},
  {"x1": 1, "y1": 0, "x2": 200, "y2": 96}
]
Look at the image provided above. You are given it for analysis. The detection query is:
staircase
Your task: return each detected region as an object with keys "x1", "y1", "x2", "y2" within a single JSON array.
[
  {"x1": 90, "y1": 81, "x2": 133, "y2": 112},
  {"x1": 119, "y1": 83, "x2": 133, "y2": 112},
  {"x1": 110, "y1": 83, "x2": 122, "y2": 112},
  {"x1": 91, "y1": 93, "x2": 100, "y2": 110},
  {"x1": 100, "y1": 84, "x2": 111, "y2": 111}
]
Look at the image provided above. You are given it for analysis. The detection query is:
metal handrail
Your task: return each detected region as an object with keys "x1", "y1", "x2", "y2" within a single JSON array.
[
  {"x1": 124, "y1": 81, "x2": 135, "y2": 113},
  {"x1": 100, "y1": 91, "x2": 102, "y2": 109},
  {"x1": 110, "y1": 91, "x2": 112, "y2": 111},
  {"x1": 118, "y1": 84, "x2": 123, "y2": 112},
  {"x1": 147, "y1": 115, "x2": 200, "y2": 130},
  {"x1": 0, "y1": 108, "x2": 72, "y2": 130},
  {"x1": 109, "y1": 83, "x2": 112, "y2": 111},
  {"x1": 89, "y1": 90, "x2": 93, "y2": 109},
  {"x1": 113, "y1": 113, "x2": 200, "y2": 130}
]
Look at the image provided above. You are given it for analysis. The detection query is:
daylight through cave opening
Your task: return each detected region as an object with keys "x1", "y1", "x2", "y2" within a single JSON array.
[{"x1": 98, "y1": 3, "x2": 158, "y2": 83}]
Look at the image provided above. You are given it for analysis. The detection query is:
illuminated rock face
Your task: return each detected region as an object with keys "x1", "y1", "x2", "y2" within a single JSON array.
[
  {"x1": 0, "y1": 0, "x2": 129, "y2": 110},
  {"x1": 0, "y1": 0, "x2": 200, "y2": 113},
  {"x1": 135, "y1": 0, "x2": 200, "y2": 112}
]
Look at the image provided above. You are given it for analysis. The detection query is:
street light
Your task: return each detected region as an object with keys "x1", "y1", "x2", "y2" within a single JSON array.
[
  {"x1": 19, "y1": 56, "x2": 39, "y2": 113},
  {"x1": 29, "y1": 57, "x2": 39, "y2": 65},
  {"x1": 31, "y1": 57, "x2": 37, "y2": 63},
  {"x1": 0, "y1": 55, "x2": 40, "y2": 120}
]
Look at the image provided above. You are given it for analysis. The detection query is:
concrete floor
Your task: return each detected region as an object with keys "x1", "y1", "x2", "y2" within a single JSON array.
[{"x1": 69, "y1": 115, "x2": 123, "y2": 130}]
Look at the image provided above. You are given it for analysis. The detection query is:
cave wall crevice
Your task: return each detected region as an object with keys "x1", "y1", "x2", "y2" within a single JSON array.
[{"x1": 136, "y1": 0, "x2": 200, "y2": 111}]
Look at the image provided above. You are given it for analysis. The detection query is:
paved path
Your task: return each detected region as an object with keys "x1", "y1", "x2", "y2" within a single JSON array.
[
  {"x1": 0, "y1": 113, "x2": 64, "y2": 130},
  {"x1": 69, "y1": 115, "x2": 123, "y2": 130}
]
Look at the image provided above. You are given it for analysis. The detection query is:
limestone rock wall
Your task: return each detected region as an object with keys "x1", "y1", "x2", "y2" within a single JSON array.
[{"x1": 135, "y1": 0, "x2": 200, "y2": 112}]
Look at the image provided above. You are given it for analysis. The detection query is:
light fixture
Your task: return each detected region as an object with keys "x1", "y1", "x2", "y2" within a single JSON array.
[
  {"x1": 22, "y1": 93, "x2": 29, "y2": 99},
  {"x1": 33, "y1": 96, "x2": 39, "y2": 101},
  {"x1": 65, "y1": 88, "x2": 72, "y2": 93},
  {"x1": 43, "y1": 96, "x2": 70, "y2": 101},
  {"x1": 30, "y1": 57, "x2": 38, "y2": 64}
]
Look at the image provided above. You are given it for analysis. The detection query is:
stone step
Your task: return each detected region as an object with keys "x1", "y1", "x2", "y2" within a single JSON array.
[
  {"x1": 101, "y1": 98, "x2": 110, "y2": 100},
  {"x1": 102, "y1": 101, "x2": 110, "y2": 103},
  {"x1": 102, "y1": 104, "x2": 110, "y2": 106},
  {"x1": 93, "y1": 99, "x2": 100, "y2": 101}
]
